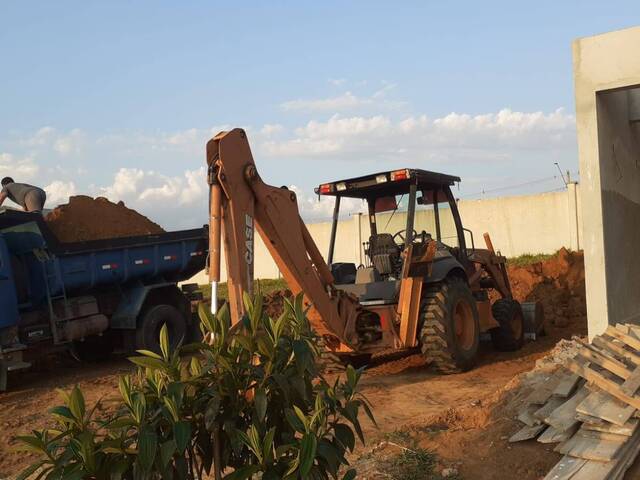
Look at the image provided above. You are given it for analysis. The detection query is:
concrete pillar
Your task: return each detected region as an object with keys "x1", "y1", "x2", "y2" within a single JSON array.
[
  {"x1": 567, "y1": 182, "x2": 580, "y2": 251},
  {"x1": 573, "y1": 26, "x2": 640, "y2": 338}
]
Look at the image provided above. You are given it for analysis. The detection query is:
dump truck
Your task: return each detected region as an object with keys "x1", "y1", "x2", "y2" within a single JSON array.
[
  {"x1": 206, "y1": 128, "x2": 542, "y2": 373},
  {"x1": 0, "y1": 210, "x2": 207, "y2": 390}
]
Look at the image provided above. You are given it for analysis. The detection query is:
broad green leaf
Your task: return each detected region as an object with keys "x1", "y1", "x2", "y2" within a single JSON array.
[
  {"x1": 160, "y1": 324, "x2": 170, "y2": 360},
  {"x1": 316, "y1": 439, "x2": 340, "y2": 475},
  {"x1": 299, "y1": 434, "x2": 317, "y2": 477},
  {"x1": 223, "y1": 465, "x2": 260, "y2": 480},
  {"x1": 135, "y1": 349, "x2": 163, "y2": 360},
  {"x1": 48, "y1": 406, "x2": 74, "y2": 423},
  {"x1": 333, "y1": 423, "x2": 355, "y2": 452},
  {"x1": 342, "y1": 469, "x2": 357, "y2": 480},
  {"x1": 173, "y1": 421, "x2": 191, "y2": 454},
  {"x1": 160, "y1": 440, "x2": 176, "y2": 466},
  {"x1": 68, "y1": 386, "x2": 85, "y2": 423},
  {"x1": 127, "y1": 356, "x2": 166, "y2": 371},
  {"x1": 262, "y1": 427, "x2": 276, "y2": 464},
  {"x1": 137, "y1": 426, "x2": 158, "y2": 472},
  {"x1": 254, "y1": 388, "x2": 267, "y2": 423},
  {"x1": 204, "y1": 394, "x2": 221, "y2": 430},
  {"x1": 16, "y1": 460, "x2": 46, "y2": 480},
  {"x1": 15, "y1": 435, "x2": 46, "y2": 454}
]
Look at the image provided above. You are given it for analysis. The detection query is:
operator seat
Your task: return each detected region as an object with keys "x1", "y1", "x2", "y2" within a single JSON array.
[{"x1": 367, "y1": 233, "x2": 401, "y2": 275}]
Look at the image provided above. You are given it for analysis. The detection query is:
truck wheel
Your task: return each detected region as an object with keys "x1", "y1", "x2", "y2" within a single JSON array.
[
  {"x1": 419, "y1": 277, "x2": 480, "y2": 374},
  {"x1": 490, "y1": 299, "x2": 525, "y2": 351},
  {"x1": 136, "y1": 304, "x2": 187, "y2": 354}
]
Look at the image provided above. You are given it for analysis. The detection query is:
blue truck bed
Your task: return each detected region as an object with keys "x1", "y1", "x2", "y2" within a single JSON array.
[{"x1": 0, "y1": 210, "x2": 208, "y2": 365}]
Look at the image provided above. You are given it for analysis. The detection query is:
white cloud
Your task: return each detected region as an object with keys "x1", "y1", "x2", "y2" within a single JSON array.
[
  {"x1": 281, "y1": 92, "x2": 369, "y2": 112},
  {"x1": 289, "y1": 184, "x2": 364, "y2": 221},
  {"x1": 328, "y1": 78, "x2": 346, "y2": 86},
  {"x1": 94, "y1": 167, "x2": 209, "y2": 229},
  {"x1": 0, "y1": 153, "x2": 39, "y2": 179},
  {"x1": 280, "y1": 84, "x2": 405, "y2": 113},
  {"x1": 53, "y1": 128, "x2": 86, "y2": 156},
  {"x1": 44, "y1": 180, "x2": 76, "y2": 206},
  {"x1": 261, "y1": 108, "x2": 576, "y2": 162}
]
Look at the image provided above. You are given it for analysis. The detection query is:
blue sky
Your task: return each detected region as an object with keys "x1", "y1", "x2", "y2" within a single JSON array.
[{"x1": 1, "y1": 1, "x2": 639, "y2": 228}]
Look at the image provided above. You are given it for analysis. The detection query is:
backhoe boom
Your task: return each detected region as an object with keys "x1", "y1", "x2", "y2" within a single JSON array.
[{"x1": 206, "y1": 129, "x2": 359, "y2": 349}]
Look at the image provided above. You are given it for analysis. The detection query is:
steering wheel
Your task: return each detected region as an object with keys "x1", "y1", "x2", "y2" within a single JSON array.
[{"x1": 392, "y1": 228, "x2": 418, "y2": 245}]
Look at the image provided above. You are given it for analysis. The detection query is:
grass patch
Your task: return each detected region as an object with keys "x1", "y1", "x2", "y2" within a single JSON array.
[
  {"x1": 199, "y1": 278, "x2": 288, "y2": 301},
  {"x1": 507, "y1": 252, "x2": 554, "y2": 267},
  {"x1": 381, "y1": 447, "x2": 460, "y2": 480}
]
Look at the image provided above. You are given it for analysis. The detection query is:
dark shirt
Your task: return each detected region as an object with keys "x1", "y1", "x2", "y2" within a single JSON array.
[{"x1": 1, "y1": 183, "x2": 45, "y2": 209}]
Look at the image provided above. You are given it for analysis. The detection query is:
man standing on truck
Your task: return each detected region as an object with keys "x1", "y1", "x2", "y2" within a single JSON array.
[{"x1": 0, "y1": 177, "x2": 47, "y2": 212}]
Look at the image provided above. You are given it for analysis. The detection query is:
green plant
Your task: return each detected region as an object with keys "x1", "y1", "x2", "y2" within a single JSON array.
[
  {"x1": 380, "y1": 448, "x2": 444, "y2": 480},
  {"x1": 199, "y1": 278, "x2": 288, "y2": 302},
  {"x1": 17, "y1": 293, "x2": 373, "y2": 479}
]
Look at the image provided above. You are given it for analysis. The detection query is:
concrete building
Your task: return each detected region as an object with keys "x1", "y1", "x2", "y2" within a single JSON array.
[{"x1": 574, "y1": 26, "x2": 640, "y2": 336}]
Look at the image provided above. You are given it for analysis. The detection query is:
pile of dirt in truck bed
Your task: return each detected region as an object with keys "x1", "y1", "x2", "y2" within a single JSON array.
[
  {"x1": 505, "y1": 248, "x2": 587, "y2": 334},
  {"x1": 45, "y1": 195, "x2": 165, "y2": 242}
]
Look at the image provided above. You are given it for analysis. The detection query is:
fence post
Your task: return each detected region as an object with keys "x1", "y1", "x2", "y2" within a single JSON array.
[{"x1": 567, "y1": 182, "x2": 580, "y2": 251}]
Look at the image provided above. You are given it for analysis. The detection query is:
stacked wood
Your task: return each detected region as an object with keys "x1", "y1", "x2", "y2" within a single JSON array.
[{"x1": 510, "y1": 324, "x2": 640, "y2": 480}]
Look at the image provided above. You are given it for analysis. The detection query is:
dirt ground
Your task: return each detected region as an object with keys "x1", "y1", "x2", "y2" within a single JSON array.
[
  {"x1": 45, "y1": 195, "x2": 164, "y2": 242},
  {"x1": 1, "y1": 249, "x2": 618, "y2": 480}
]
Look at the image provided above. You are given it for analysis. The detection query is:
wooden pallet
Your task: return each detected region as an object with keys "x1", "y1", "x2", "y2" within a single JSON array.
[{"x1": 510, "y1": 324, "x2": 640, "y2": 480}]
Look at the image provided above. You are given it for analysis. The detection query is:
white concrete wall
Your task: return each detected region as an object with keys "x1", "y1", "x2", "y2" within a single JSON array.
[
  {"x1": 574, "y1": 26, "x2": 640, "y2": 336},
  {"x1": 186, "y1": 186, "x2": 583, "y2": 285}
]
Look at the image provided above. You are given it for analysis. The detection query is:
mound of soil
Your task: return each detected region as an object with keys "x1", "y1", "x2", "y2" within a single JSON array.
[
  {"x1": 45, "y1": 195, "x2": 165, "y2": 242},
  {"x1": 505, "y1": 248, "x2": 586, "y2": 333}
]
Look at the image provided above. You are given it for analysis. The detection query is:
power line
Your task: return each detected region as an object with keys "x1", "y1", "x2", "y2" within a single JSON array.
[{"x1": 458, "y1": 170, "x2": 580, "y2": 200}]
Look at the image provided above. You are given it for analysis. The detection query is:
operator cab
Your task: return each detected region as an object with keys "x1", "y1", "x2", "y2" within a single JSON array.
[{"x1": 316, "y1": 168, "x2": 471, "y2": 305}]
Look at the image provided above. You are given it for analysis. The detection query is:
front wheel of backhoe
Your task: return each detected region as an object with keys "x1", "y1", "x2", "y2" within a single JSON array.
[
  {"x1": 419, "y1": 277, "x2": 480, "y2": 374},
  {"x1": 490, "y1": 299, "x2": 525, "y2": 352}
]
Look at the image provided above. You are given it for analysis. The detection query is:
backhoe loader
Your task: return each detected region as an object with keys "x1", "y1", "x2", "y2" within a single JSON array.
[{"x1": 206, "y1": 128, "x2": 535, "y2": 373}]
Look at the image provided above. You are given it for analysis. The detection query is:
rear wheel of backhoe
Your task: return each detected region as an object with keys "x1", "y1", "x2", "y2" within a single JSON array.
[
  {"x1": 490, "y1": 299, "x2": 525, "y2": 352},
  {"x1": 419, "y1": 277, "x2": 480, "y2": 374}
]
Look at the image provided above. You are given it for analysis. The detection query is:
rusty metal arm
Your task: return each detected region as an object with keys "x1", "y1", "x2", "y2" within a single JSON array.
[
  {"x1": 467, "y1": 232, "x2": 512, "y2": 299},
  {"x1": 206, "y1": 128, "x2": 360, "y2": 348}
]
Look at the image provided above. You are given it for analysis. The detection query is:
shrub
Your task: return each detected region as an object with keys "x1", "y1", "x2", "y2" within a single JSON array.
[{"x1": 17, "y1": 293, "x2": 373, "y2": 479}]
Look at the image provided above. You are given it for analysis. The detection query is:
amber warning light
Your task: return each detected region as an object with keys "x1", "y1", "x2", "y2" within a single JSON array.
[{"x1": 390, "y1": 169, "x2": 410, "y2": 181}]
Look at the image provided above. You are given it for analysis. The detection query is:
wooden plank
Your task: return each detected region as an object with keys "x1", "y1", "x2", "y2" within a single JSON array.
[
  {"x1": 539, "y1": 424, "x2": 579, "y2": 444},
  {"x1": 546, "y1": 387, "x2": 590, "y2": 432},
  {"x1": 566, "y1": 359, "x2": 640, "y2": 411},
  {"x1": 553, "y1": 371, "x2": 582, "y2": 398},
  {"x1": 607, "y1": 426, "x2": 640, "y2": 480},
  {"x1": 509, "y1": 423, "x2": 547, "y2": 443},
  {"x1": 575, "y1": 349, "x2": 631, "y2": 382},
  {"x1": 621, "y1": 366, "x2": 640, "y2": 396},
  {"x1": 577, "y1": 427, "x2": 629, "y2": 443},
  {"x1": 398, "y1": 276, "x2": 423, "y2": 348},
  {"x1": 576, "y1": 389, "x2": 636, "y2": 426},
  {"x1": 582, "y1": 418, "x2": 639, "y2": 437},
  {"x1": 605, "y1": 326, "x2": 640, "y2": 352},
  {"x1": 556, "y1": 434, "x2": 625, "y2": 462},
  {"x1": 518, "y1": 404, "x2": 541, "y2": 427},
  {"x1": 593, "y1": 335, "x2": 640, "y2": 367},
  {"x1": 543, "y1": 455, "x2": 588, "y2": 480},
  {"x1": 526, "y1": 373, "x2": 563, "y2": 405},
  {"x1": 569, "y1": 460, "x2": 615, "y2": 480},
  {"x1": 545, "y1": 426, "x2": 640, "y2": 480},
  {"x1": 535, "y1": 397, "x2": 566, "y2": 421}
]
